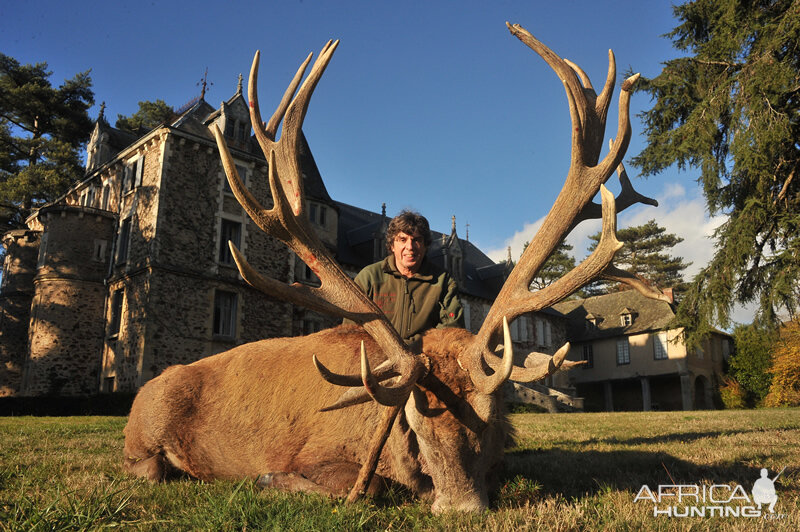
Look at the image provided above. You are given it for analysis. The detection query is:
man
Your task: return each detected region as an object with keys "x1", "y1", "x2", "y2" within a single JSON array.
[{"x1": 353, "y1": 210, "x2": 463, "y2": 344}]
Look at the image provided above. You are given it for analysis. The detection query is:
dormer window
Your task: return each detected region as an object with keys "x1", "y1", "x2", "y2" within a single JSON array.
[
  {"x1": 620, "y1": 307, "x2": 634, "y2": 327},
  {"x1": 585, "y1": 313, "x2": 598, "y2": 330},
  {"x1": 308, "y1": 203, "x2": 327, "y2": 227}
]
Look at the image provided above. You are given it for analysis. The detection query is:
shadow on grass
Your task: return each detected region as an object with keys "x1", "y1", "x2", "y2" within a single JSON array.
[
  {"x1": 582, "y1": 428, "x2": 770, "y2": 447},
  {"x1": 502, "y1": 447, "x2": 768, "y2": 501}
]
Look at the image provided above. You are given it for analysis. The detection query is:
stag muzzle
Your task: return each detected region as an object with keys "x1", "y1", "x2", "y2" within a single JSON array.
[{"x1": 431, "y1": 489, "x2": 488, "y2": 514}]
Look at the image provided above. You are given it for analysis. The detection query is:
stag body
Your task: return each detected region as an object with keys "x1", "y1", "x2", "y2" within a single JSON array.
[
  {"x1": 124, "y1": 326, "x2": 505, "y2": 511},
  {"x1": 124, "y1": 25, "x2": 663, "y2": 513}
]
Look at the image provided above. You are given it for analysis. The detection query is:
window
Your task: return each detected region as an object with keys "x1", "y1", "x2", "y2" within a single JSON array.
[
  {"x1": 109, "y1": 289, "x2": 124, "y2": 336},
  {"x1": 213, "y1": 290, "x2": 238, "y2": 338},
  {"x1": 616, "y1": 338, "x2": 630, "y2": 365},
  {"x1": 238, "y1": 122, "x2": 248, "y2": 140},
  {"x1": 223, "y1": 164, "x2": 247, "y2": 192},
  {"x1": 308, "y1": 203, "x2": 327, "y2": 226},
  {"x1": 302, "y1": 319, "x2": 322, "y2": 335},
  {"x1": 225, "y1": 119, "x2": 236, "y2": 137},
  {"x1": 37, "y1": 232, "x2": 48, "y2": 268},
  {"x1": 535, "y1": 319, "x2": 542, "y2": 344},
  {"x1": 101, "y1": 185, "x2": 111, "y2": 210},
  {"x1": 299, "y1": 263, "x2": 319, "y2": 284},
  {"x1": 93, "y1": 239, "x2": 108, "y2": 262},
  {"x1": 621, "y1": 313, "x2": 632, "y2": 326},
  {"x1": 134, "y1": 156, "x2": 145, "y2": 188},
  {"x1": 116, "y1": 218, "x2": 131, "y2": 264},
  {"x1": 219, "y1": 219, "x2": 242, "y2": 264},
  {"x1": 695, "y1": 346, "x2": 704, "y2": 360},
  {"x1": 122, "y1": 164, "x2": 133, "y2": 193},
  {"x1": 582, "y1": 344, "x2": 594, "y2": 369},
  {"x1": 653, "y1": 332, "x2": 668, "y2": 360}
]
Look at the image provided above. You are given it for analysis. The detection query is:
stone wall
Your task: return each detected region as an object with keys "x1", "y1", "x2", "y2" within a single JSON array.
[
  {"x1": 100, "y1": 131, "x2": 294, "y2": 392},
  {"x1": 0, "y1": 230, "x2": 40, "y2": 396},
  {"x1": 21, "y1": 207, "x2": 115, "y2": 396}
]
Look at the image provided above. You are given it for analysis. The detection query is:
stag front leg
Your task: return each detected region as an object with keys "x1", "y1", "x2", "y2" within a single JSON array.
[{"x1": 256, "y1": 462, "x2": 388, "y2": 497}]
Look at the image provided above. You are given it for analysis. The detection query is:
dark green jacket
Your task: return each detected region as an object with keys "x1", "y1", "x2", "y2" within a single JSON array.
[{"x1": 353, "y1": 255, "x2": 464, "y2": 343}]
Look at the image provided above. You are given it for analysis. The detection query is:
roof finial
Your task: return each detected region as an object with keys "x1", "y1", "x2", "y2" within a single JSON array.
[
  {"x1": 451, "y1": 214, "x2": 456, "y2": 233},
  {"x1": 98, "y1": 102, "x2": 106, "y2": 122},
  {"x1": 507, "y1": 246, "x2": 512, "y2": 264},
  {"x1": 198, "y1": 67, "x2": 213, "y2": 100},
  {"x1": 237, "y1": 73, "x2": 243, "y2": 94},
  {"x1": 381, "y1": 202, "x2": 386, "y2": 217},
  {"x1": 465, "y1": 222, "x2": 469, "y2": 241}
]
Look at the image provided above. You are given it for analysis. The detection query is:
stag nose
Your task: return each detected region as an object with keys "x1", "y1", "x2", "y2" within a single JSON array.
[{"x1": 431, "y1": 490, "x2": 488, "y2": 514}]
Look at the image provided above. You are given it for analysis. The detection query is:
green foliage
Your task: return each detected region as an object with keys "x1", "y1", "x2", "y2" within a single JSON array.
[
  {"x1": 0, "y1": 53, "x2": 94, "y2": 229},
  {"x1": 634, "y1": 0, "x2": 800, "y2": 342},
  {"x1": 115, "y1": 100, "x2": 175, "y2": 134},
  {"x1": 764, "y1": 319, "x2": 800, "y2": 407},
  {"x1": 729, "y1": 322, "x2": 775, "y2": 404},
  {"x1": 525, "y1": 241, "x2": 577, "y2": 291},
  {"x1": 584, "y1": 219, "x2": 690, "y2": 296}
]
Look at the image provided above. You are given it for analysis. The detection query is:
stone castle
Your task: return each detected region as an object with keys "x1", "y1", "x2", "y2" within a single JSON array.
[{"x1": 0, "y1": 79, "x2": 567, "y2": 398}]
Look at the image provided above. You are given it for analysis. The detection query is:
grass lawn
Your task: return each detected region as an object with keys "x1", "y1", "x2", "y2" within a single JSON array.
[{"x1": 0, "y1": 408, "x2": 797, "y2": 530}]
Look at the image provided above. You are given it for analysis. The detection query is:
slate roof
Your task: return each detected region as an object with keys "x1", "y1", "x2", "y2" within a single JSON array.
[
  {"x1": 94, "y1": 119, "x2": 138, "y2": 153},
  {"x1": 551, "y1": 290, "x2": 677, "y2": 341}
]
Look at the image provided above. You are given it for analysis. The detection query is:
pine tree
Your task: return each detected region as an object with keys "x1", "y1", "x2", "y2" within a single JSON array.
[
  {"x1": 0, "y1": 53, "x2": 94, "y2": 229},
  {"x1": 584, "y1": 220, "x2": 690, "y2": 295},
  {"x1": 632, "y1": 0, "x2": 800, "y2": 341},
  {"x1": 115, "y1": 100, "x2": 175, "y2": 134},
  {"x1": 525, "y1": 241, "x2": 576, "y2": 291}
]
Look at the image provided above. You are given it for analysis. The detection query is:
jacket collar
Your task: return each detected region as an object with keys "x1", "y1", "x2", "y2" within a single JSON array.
[{"x1": 383, "y1": 255, "x2": 435, "y2": 281}]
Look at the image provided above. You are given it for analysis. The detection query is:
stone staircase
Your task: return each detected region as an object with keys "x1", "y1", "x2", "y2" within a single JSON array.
[{"x1": 503, "y1": 381, "x2": 584, "y2": 413}]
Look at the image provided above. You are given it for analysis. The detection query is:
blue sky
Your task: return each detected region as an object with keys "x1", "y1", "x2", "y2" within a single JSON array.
[{"x1": 2, "y1": 1, "x2": 750, "y2": 321}]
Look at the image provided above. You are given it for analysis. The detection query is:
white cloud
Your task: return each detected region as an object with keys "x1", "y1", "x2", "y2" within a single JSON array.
[
  {"x1": 488, "y1": 183, "x2": 725, "y2": 276},
  {"x1": 486, "y1": 218, "x2": 544, "y2": 263},
  {"x1": 484, "y1": 183, "x2": 758, "y2": 324}
]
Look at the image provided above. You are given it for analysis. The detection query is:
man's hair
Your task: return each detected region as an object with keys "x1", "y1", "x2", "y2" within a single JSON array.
[{"x1": 386, "y1": 210, "x2": 432, "y2": 252}]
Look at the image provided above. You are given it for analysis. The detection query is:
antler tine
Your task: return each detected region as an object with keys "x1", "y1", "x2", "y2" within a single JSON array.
[
  {"x1": 506, "y1": 185, "x2": 622, "y2": 318},
  {"x1": 215, "y1": 42, "x2": 429, "y2": 416},
  {"x1": 592, "y1": 73, "x2": 639, "y2": 183},
  {"x1": 262, "y1": 51, "x2": 313, "y2": 140},
  {"x1": 280, "y1": 40, "x2": 339, "y2": 153},
  {"x1": 600, "y1": 265, "x2": 673, "y2": 303},
  {"x1": 485, "y1": 342, "x2": 582, "y2": 383},
  {"x1": 508, "y1": 22, "x2": 613, "y2": 166},
  {"x1": 572, "y1": 142, "x2": 658, "y2": 227},
  {"x1": 313, "y1": 354, "x2": 398, "y2": 387},
  {"x1": 595, "y1": 50, "x2": 616, "y2": 118},
  {"x1": 360, "y1": 341, "x2": 427, "y2": 406},
  {"x1": 467, "y1": 317, "x2": 515, "y2": 395}
]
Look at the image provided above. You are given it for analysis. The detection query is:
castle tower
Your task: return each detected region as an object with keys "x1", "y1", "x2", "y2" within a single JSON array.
[{"x1": 21, "y1": 205, "x2": 115, "y2": 396}]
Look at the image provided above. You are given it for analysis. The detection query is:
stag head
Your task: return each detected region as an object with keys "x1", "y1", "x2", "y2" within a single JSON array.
[{"x1": 211, "y1": 24, "x2": 661, "y2": 512}]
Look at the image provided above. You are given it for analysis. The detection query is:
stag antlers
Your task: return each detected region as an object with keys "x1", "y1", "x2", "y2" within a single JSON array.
[{"x1": 212, "y1": 24, "x2": 663, "y2": 500}]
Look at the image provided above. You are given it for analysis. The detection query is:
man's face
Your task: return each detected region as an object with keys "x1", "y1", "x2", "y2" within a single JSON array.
[{"x1": 391, "y1": 231, "x2": 427, "y2": 276}]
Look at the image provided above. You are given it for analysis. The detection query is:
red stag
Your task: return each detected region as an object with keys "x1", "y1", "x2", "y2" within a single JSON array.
[{"x1": 123, "y1": 23, "x2": 662, "y2": 513}]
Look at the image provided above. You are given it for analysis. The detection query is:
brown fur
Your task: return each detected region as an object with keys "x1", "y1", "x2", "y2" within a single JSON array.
[{"x1": 123, "y1": 325, "x2": 509, "y2": 512}]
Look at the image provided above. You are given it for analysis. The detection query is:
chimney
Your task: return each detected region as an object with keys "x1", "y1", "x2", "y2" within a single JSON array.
[{"x1": 663, "y1": 287, "x2": 674, "y2": 304}]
